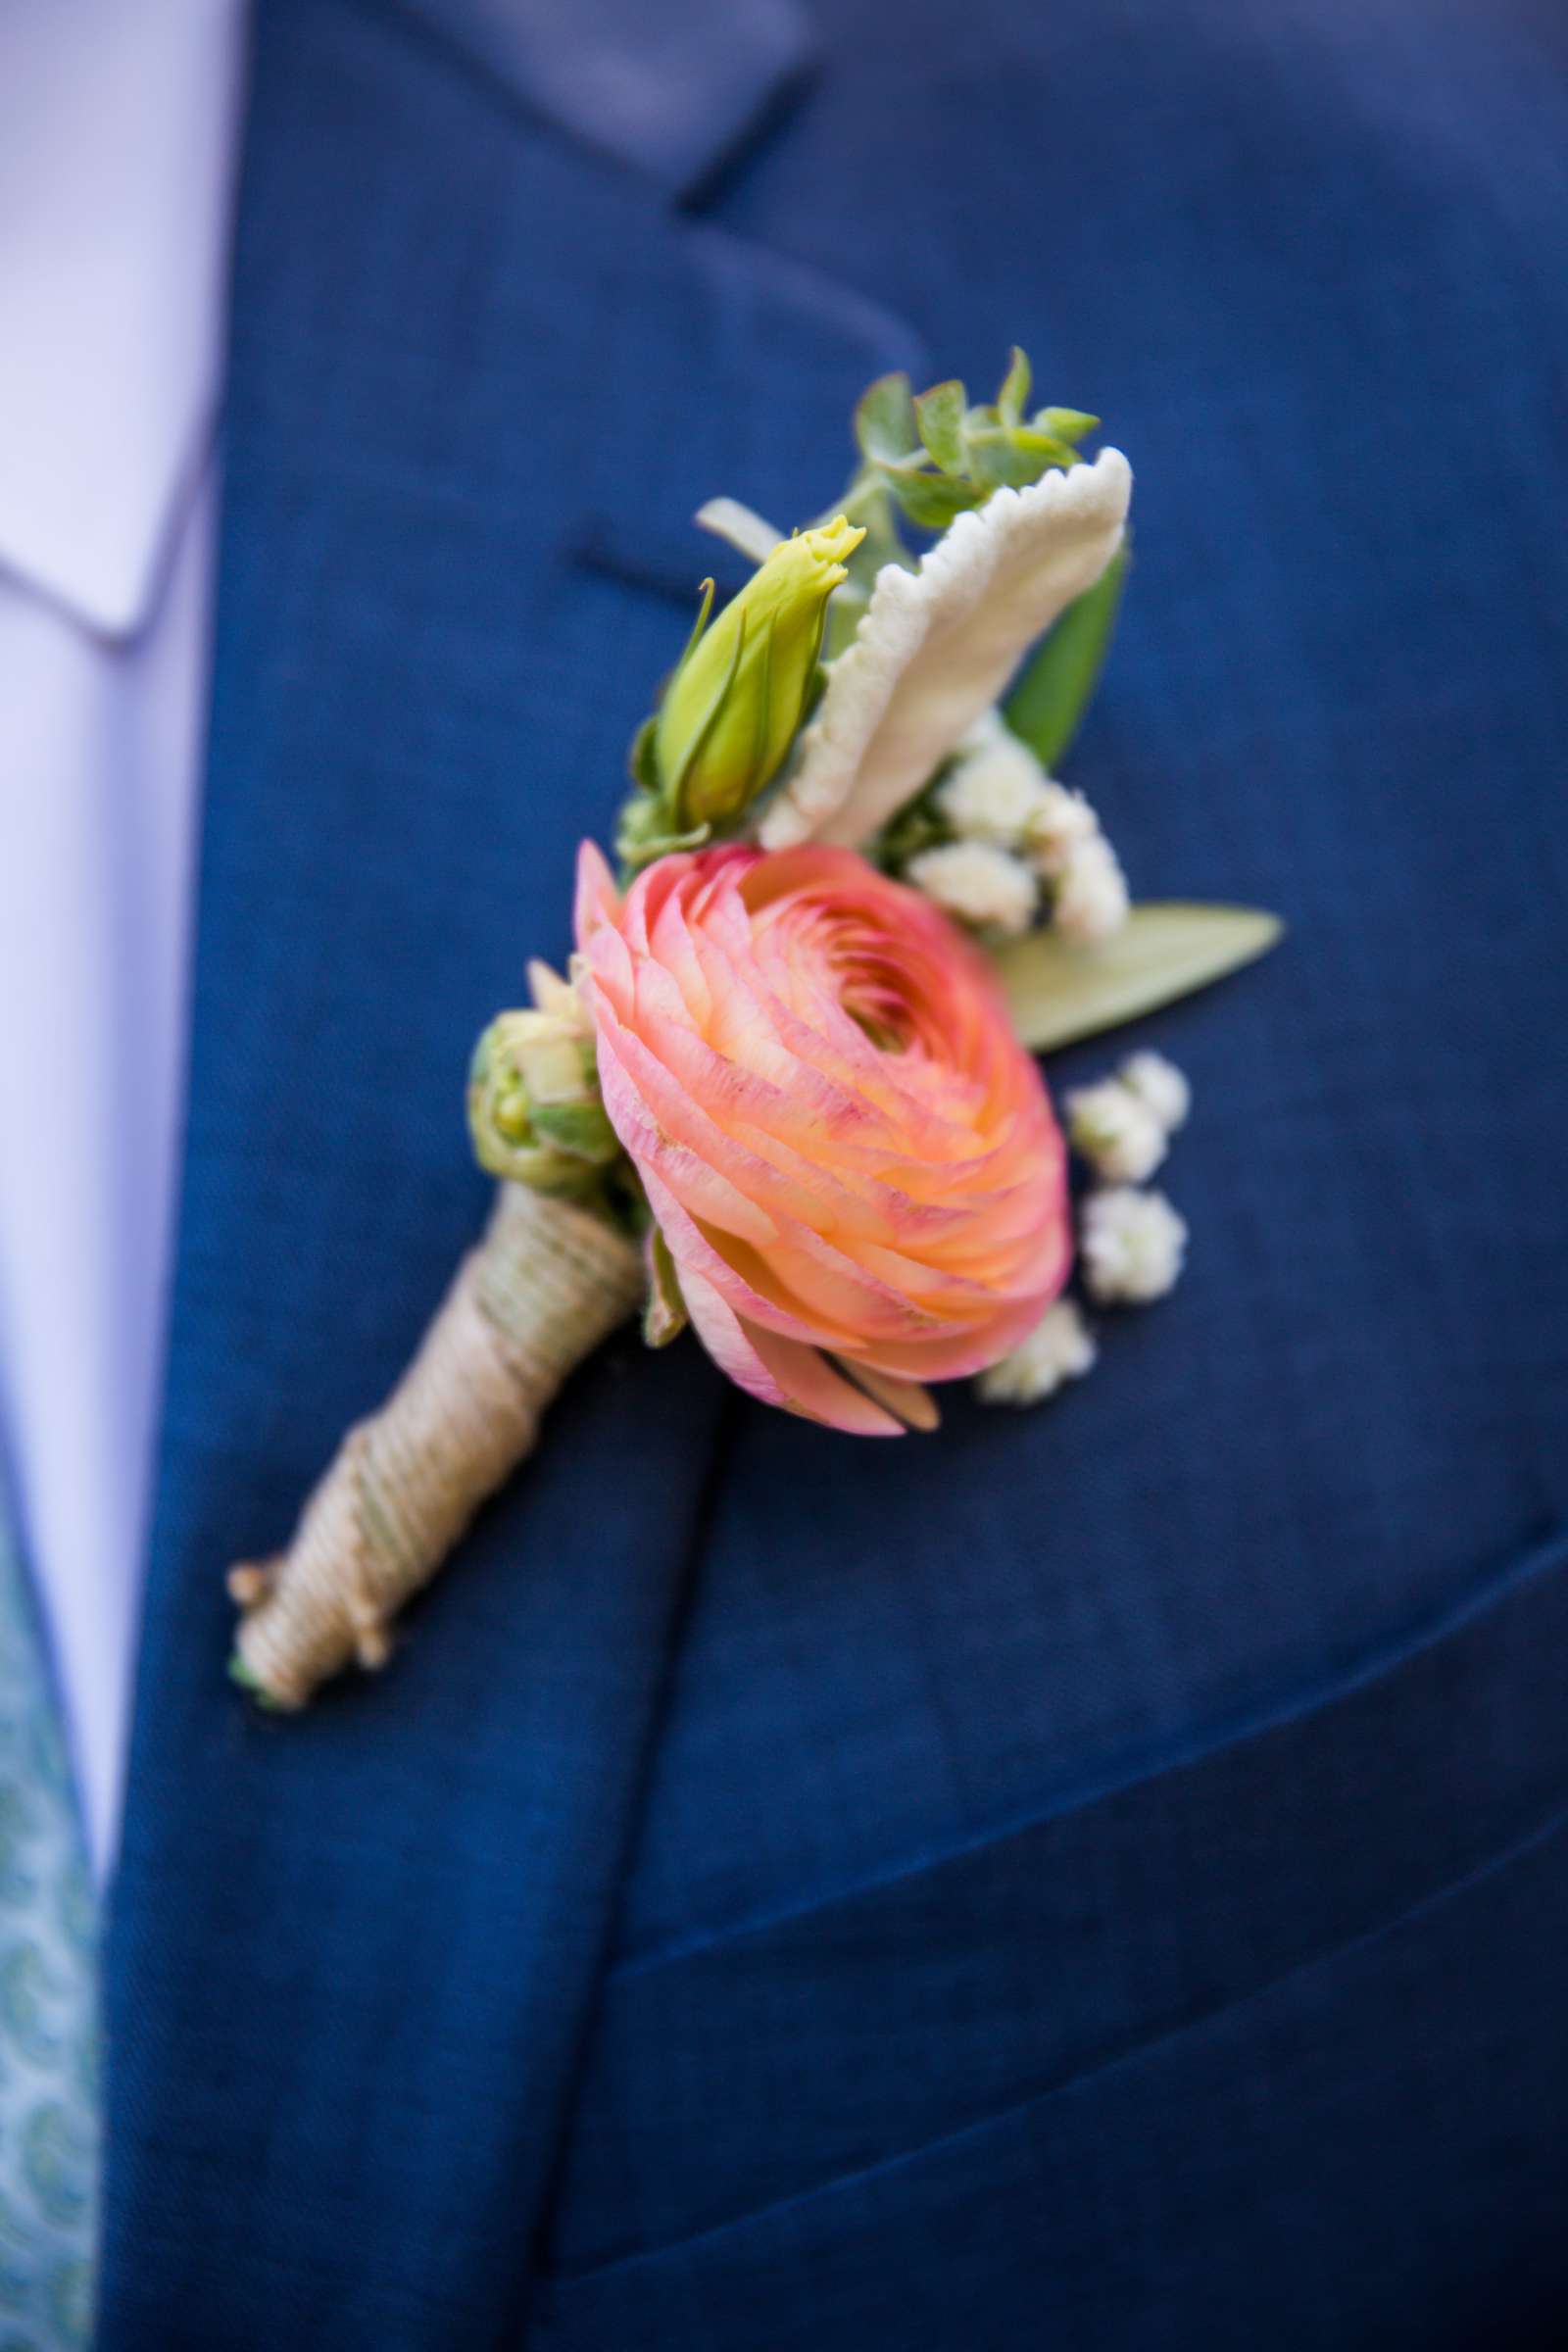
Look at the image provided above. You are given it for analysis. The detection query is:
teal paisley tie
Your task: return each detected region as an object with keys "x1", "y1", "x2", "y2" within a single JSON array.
[{"x1": 0, "y1": 1503, "x2": 98, "y2": 2349}]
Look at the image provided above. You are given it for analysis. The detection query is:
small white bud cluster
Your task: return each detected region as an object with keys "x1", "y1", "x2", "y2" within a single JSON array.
[
  {"x1": 1079, "y1": 1188, "x2": 1188, "y2": 1304},
  {"x1": 907, "y1": 710, "x2": 1129, "y2": 944},
  {"x1": 1063, "y1": 1079, "x2": 1165, "y2": 1185},
  {"x1": 975, "y1": 1052, "x2": 1193, "y2": 1409},
  {"x1": 975, "y1": 1299, "x2": 1097, "y2": 1406},
  {"x1": 1119, "y1": 1050, "x2": 1192, "y2": 1134},
  {"x1": 1049, "y1": 833, "x2": 1129, "y2": 945},
  {"x1": 906, "y1": 839, "x2": 1040, "y2": 935},
  {"x1": 1065, "y1": 1049, "x2": 1190, "y2": 1184},
  {"x1": 1071, "y1": 1050, "x2": 1191, "y2": 1307},
  {"x1": 937, "y1": 715, "x2": 1057, "y2": 846}
]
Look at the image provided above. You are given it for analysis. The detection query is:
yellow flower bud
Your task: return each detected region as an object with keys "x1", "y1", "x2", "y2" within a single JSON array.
[
  {"x1": 654, "y1": 515, "x2": 863, "y2": 831},
  {"x1": 467, "y1": 1009, "x2": 620, "y2": 1195}
]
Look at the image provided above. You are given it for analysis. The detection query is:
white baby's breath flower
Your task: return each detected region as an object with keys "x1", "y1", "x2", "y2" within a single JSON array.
[
  {"x1": 1065, "y1": 1079, "x2": 1169, "y2": 1184},
  {"x1": 761, "y1": 450, "x2": 1132, "y2": 850},
  {"x1": 1022, "y1": 781, "x2": 1101, "y2": 876},
  {"x1": 936, "y1": 714, "x2": 1054, "y2": 847},
  {"x1": 1052, "y1": 832, "x2": 1129, "y2": 944},
  {"x1": 1080, "y1": 1187, "x2": 1188, "y2": 1304},
  {"x1": 1119, "y1": 1050, "x2": 1191, "y2": 1135},
  {"x1": 976, "y1": 1298, "x2": 1097, "y2": 1405},
  {"x1": 906, "y1": 841, "x2": 1039, "y2": 936}
]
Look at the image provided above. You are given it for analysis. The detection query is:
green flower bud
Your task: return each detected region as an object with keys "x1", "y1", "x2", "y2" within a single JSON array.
[
  {"x1": 467, "y1": 1009, "x2": 620, "y2": 1195},
  {"x1": 654, "y1": 515, "x2": 863, "y2": 831}
]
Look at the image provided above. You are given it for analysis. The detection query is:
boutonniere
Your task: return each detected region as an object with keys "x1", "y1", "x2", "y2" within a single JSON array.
[{"x1": 229, "y1": 350, "x2": 1279, "y2": 1708}]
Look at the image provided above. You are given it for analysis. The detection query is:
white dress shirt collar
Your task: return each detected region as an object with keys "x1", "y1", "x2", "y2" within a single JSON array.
[
  {"x1": 0, "y1": 4, "x2": 245, "y2": 1880},
  {"x1": 0, "y1": 2, "x2": 245, "y2": 637}
]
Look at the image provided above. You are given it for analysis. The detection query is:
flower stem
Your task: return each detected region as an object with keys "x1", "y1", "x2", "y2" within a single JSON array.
[{"x1": 227, "y1": 1183, "x2": 643, "y2": 1707}]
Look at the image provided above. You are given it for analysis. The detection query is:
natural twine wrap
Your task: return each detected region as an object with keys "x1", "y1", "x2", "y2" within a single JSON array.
[{"x1": 228, "y1": 1181, "x2": 643, "y2": 1707}]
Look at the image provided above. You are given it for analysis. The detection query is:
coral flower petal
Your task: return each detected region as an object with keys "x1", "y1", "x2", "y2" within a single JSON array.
[{"x1": 576, "y1": 841, "x2": 1070, "y2": 1427}]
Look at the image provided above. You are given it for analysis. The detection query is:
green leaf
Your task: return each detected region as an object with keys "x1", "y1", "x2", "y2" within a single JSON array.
[
  {"x1": 877, "y1": 465, "x2": 987, "y2": 529},
  {"x1": 1035, "y1": 406, "x2": 1099, "y2": 442},
  {"x1": 626, "y1": 712, "x2": 660, "y2": 791},
  {"x1": 530, "y1": 1099, "x2": 621, "y2": 1165},
  {"x1": 997, "y1": 345, "x2": 1032, "y2": 426},
  {"x1": 965, "y1": 424, "x2": 1078, "y2": 491},
  {"x1": 855, "y1": 371, "x2": 918, "y2": 465},
  {"x1": 913, "y1": 378, "x2": 967, "y2": 474},
  {"x1": 995, "y1": 903, "x2": 1284, "y2": 1054},
  {"x1": 1004, "y1": 540, "x2": 1128, "y2": 770},
  {"x1": 673, "y1": 576, "x2": 716, "y2": 673},
  {"x1": 614, "y1": 796, "x2": 711, "y2": 876},
  {"x1": 643, "y1": 1226, "x2": 689, "y2": 1348},
  {"x1": 228, "y1": 1650, "x2": 285, "y2": 1708}
]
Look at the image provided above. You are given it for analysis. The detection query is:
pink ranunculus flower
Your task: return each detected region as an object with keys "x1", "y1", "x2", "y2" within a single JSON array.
[{"x1": 574, "y1": 840, "x2": 1071, "y2": 1436}]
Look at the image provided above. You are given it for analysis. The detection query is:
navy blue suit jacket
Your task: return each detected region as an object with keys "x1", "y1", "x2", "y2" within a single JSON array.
[{"x1": 101, "y1": 1, "x2": 1568, "y2": 2343}]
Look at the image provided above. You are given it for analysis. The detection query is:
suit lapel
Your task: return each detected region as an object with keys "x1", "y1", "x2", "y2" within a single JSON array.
[{"x1": 99, "y1": 3, "x2": 918, "y2": 2341}]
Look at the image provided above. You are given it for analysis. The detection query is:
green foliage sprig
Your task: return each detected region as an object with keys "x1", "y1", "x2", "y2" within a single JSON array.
[{"x1": 852, "y1": 347, "x2": 1099, "y2": 531}]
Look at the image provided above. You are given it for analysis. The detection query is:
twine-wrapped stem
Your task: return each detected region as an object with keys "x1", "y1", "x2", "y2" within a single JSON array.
[{"x1": 228, "y1": 1182, "x2": 643, "y2": 1708}]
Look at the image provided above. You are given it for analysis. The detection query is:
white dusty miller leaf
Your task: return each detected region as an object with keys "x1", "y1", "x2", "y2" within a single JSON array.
[
  {"x1": 694, "y1": 497, "x2": 784, "y2": 566},
  {"x1": 760, "y1": 449, "x2": 1131, "y2": 851}
]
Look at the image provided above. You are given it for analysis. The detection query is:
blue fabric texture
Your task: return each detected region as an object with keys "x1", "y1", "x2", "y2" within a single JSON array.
[
  {"x1": 396, "y1": 0, "x2": 814, "y2": 197},
  {"x1": 100, "y1": 0, "x2": 1568, "y2": 2344}
]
